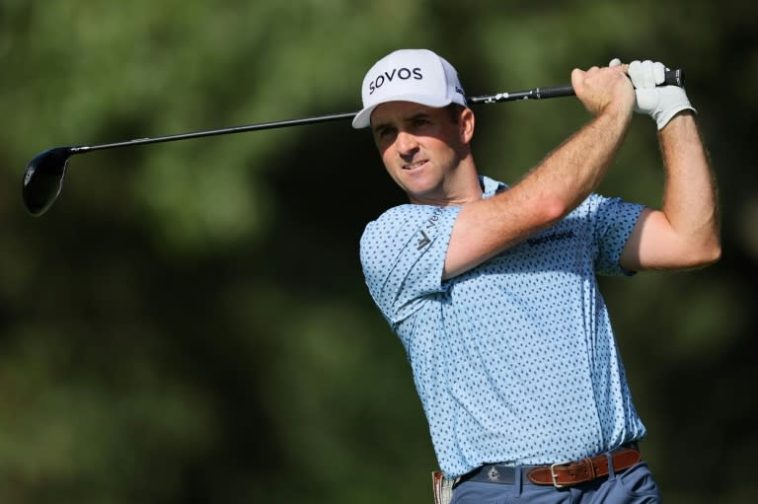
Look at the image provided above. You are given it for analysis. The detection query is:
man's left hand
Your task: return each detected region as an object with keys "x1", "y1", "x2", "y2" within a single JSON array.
[{"x1": 624, "y1": 59, "x2": 696, "y2": 130}]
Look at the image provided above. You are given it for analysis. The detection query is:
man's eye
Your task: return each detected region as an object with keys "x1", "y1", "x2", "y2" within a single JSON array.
[{"x1": 377, "y1": 128, "x2": 396, "y2": 140}]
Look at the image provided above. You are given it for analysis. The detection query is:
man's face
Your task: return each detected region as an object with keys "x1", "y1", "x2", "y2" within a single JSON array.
[{"x1": 370, "y1": 101, "x2": 471, "y2": 203}]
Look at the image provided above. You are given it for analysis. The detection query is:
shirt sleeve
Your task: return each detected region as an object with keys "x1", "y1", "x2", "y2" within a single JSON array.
[
  {"x1": 359, "y1": 204, "x2": 460, "y2": 326},
  {"x1": 591, "y1": 194, "x2": 645, "y2": 276}
]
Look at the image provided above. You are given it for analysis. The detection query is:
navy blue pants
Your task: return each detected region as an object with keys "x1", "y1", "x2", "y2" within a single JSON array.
[{"x1": 450, "y1": 460, "x2": 660, "y2": 503}]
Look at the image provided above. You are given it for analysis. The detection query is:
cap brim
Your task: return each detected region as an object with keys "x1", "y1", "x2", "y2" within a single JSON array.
[{"x1": 351, "y1": 94, "x2": 453, "y2": 129}]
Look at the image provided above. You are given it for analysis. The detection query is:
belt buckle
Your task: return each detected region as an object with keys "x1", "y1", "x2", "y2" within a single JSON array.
[{"x1": 549, "y1": 462, "x2": 565, "y2": 488}]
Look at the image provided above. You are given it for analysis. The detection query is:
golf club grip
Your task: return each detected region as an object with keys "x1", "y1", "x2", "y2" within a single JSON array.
[
  {"x1": 469, "y1": 67, "x2": 685, "y2": 105},
  {"x1": 548, "y1": 67, "x2": 684, "y2": 93},
  {"x1": 664, "y1": 68, "x2": 684, "y2": 87},
  {"x1": 536, "y1": 68, "x2": 684, "y2": 96}
]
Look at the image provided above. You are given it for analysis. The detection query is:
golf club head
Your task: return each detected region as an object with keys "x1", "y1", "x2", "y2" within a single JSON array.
[{"x1": 22, "y1": 147, "x2": 73, "y2": 216}]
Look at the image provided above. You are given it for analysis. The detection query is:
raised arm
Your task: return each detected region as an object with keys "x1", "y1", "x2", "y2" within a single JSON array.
[
  {"x1": 620, "y1": 61, "x2": 721, "y2": 271},
  {"x1": 444, "y1": 64, "x2": 635, "y2": 278}
]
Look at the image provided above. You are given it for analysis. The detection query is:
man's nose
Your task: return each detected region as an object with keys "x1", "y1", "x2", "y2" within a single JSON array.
[{"x1": 396, "y1": 131, "x2": 419, "y2": 158}]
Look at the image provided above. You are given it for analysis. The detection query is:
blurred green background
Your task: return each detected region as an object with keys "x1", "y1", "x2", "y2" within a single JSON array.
[{"x1": 1, "y1": 1, "x2": 756, "y2": 502}]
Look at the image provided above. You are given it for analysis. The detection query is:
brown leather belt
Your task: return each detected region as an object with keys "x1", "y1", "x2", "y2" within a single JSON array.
[
  {"x1": 527, "y1": 446, "x2": 641, "y2": 487},
  {"x1": 457, "y1": 445, "x2": 642, "y2": 489}
]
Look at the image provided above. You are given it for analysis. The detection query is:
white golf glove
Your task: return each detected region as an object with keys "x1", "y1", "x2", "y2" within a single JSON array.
[{"x1": 609, "y1": 58, "x2": 696, "y2": 130}]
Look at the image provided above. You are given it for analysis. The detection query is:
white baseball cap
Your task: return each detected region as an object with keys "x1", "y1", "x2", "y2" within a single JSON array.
[{"x1": 352, "y1": 49, "x2": 467, "y2": 129}]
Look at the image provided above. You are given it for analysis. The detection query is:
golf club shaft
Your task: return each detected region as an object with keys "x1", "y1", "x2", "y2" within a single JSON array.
[
  {"x1": 468, "y1": 85, "x2": 575, "y2": 104},
  {"x1": 67, "y1": 68, "x2": 684, "y2": 153},
  {"x1": 71, "y1": 111, "x2": 358, "y2": 153}
]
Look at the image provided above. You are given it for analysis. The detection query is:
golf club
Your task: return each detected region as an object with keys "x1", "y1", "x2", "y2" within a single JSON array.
[{"x1": 22, "y1": 68, "x2": 684, "y2": 216}]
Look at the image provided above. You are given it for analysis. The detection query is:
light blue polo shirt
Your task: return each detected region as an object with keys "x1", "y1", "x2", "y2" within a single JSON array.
[{"x1": 359, "y1": 176, "x2": 647, "y2": 478}]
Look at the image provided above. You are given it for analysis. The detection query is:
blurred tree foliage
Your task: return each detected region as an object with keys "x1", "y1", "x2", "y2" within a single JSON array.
[{"x1": 0, "y1": 0, "x2": 755, "y2": 502}]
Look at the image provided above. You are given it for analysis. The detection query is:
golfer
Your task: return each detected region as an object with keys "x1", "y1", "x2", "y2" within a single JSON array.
[{"x1": 354, "y1": 49, "x2": 719, "y2": 504}]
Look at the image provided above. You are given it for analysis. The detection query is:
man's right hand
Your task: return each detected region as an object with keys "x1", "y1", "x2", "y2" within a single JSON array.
[{"x1": 570, "y1": 63, "x2": 635, "y2": 119}]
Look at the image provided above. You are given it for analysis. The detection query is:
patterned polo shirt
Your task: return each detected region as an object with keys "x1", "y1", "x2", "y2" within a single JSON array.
[{"x1": 359, "y1": 176, "x2": 648, "y2": 478}]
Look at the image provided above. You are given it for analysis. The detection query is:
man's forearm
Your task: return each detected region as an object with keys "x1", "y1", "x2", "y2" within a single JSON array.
[
  {"x1": 524, "y1": 104, "x2": 633, "y2": 218},
  {"x1": 659, "y1": 113, "x2": 721, "y2": 262},
  {"x1": 444, "y1": 105, "x2": 632, "y2": 278},
  {"x1": 443, "y1": 63, "x2": 636, "y2": 279}
]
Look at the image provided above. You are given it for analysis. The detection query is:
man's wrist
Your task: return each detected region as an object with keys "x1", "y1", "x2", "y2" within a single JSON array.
[{"x1": 597, "y1": 101, "x2": 634, "y2": 130}]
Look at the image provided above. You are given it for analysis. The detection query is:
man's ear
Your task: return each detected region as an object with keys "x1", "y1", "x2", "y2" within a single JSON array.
[{"x1": 459, "y1": 107, "x2": 475, "y2": 144}]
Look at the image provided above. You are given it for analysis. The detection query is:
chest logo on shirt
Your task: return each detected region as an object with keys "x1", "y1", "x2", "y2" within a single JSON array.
[
  {"x1": 527, "y1": 230, "x2": 576, "y2": 247},
  {"x1": 416, "y1": 207, "x2": 444, "y2": 250},
  {"x1": 416, "y1": 230, "x2": 431, "y2": 250}
]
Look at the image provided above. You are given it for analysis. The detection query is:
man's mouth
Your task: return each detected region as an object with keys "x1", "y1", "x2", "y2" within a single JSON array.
[{"x1": 403, "y1": 159, "x2": 428, "y2": 171}]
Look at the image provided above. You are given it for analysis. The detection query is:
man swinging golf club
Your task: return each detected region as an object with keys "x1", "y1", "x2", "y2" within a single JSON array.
[{"x1": 355, "y1": 49, "x2": 720, "y2": 503}]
